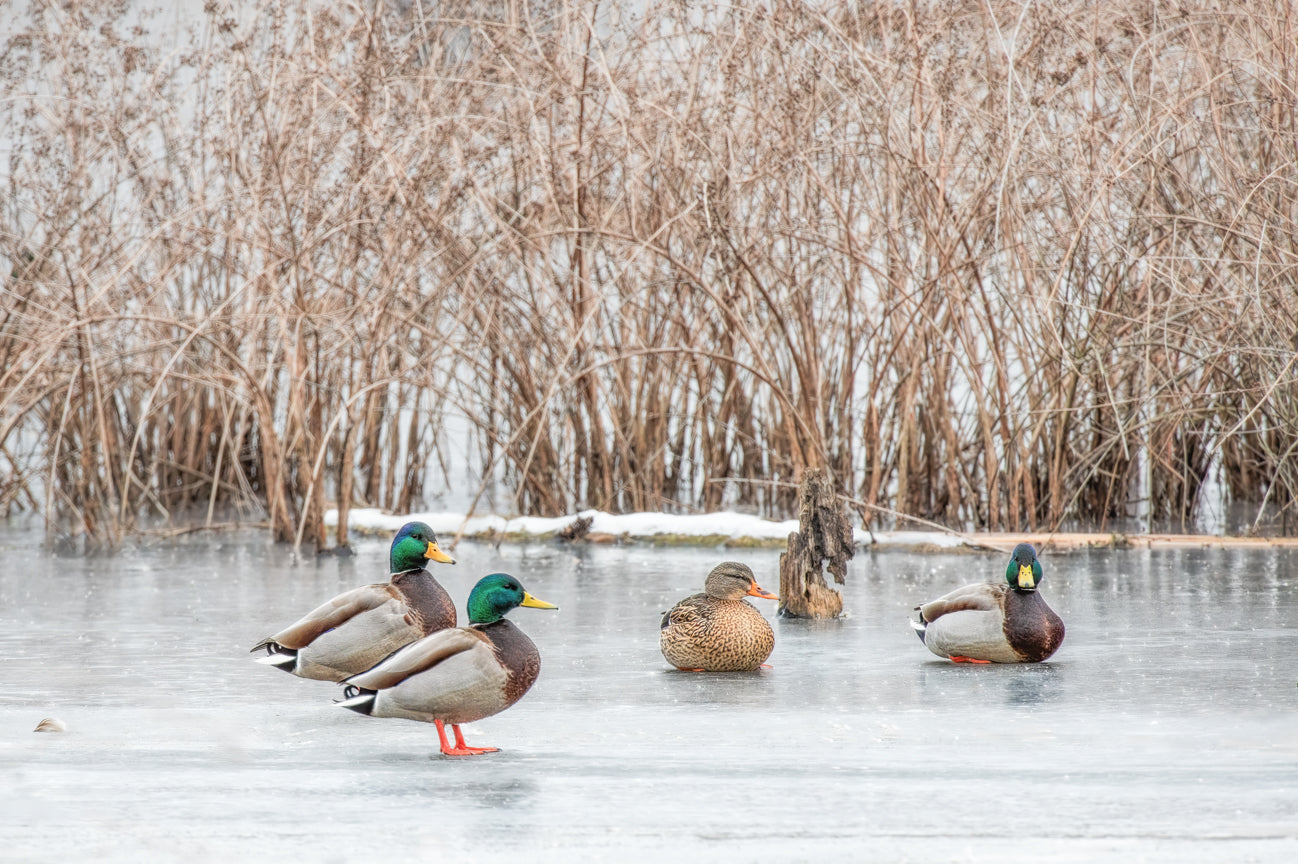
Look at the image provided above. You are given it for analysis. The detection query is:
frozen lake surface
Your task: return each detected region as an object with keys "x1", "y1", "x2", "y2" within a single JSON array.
[{"x1": 1, "y1": 529, "x2": 1296, "y2": 862}]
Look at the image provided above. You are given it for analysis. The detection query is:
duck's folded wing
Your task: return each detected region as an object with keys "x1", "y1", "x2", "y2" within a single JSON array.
[
  {"x1": 346, "y1": 627, "x2": 489, "y2": 690},
  {"x1": 661, "y1": 594, "x2": 707, "y2": 630},
  {"x1": 918, "y1": 582, "x2": 1004, "y2": 623},
  {"x1": 254, "y1": 584, "x2": 395, "y2": 650}
]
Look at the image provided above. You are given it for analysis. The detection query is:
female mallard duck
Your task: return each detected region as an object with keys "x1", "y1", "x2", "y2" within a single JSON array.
[
  {"x1": 251, "y1": 521, "x2": 456, "y2": 681},
  {"x1": 660, "y1": 561, "x2": 778, "y2": 672},
  {"x1": 911, "y1": 543, "x2": 1064, "y2": 663},
  {"x1": 339, "y1": 572, "x2": 557, "y2": 756}
]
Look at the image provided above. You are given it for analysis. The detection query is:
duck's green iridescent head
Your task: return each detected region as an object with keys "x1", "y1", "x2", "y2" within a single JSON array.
[
  {"x1": 1005, "y1": 543, "x2": 1043, "y2": 590},
  {"x1": 389, "y1": 521, "x2": 455, "y2": 573},
  {"x1": 466, "y1": 573, "x2": 558, "y2": 624}
]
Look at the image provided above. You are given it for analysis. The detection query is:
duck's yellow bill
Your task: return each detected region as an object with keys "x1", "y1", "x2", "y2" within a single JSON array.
[
  {"x1": 1017, "y1": 565, "x2": 1035, "y2": 589},
  {"x1": 521, "y1": 592, "x2": 558, "y2": 610},
  {"x1": 747, "y1": 582, "x2": 779, "y2": 600},
  {"x1": 425, "y1": 541, "x2": 456, "y2": 564}
]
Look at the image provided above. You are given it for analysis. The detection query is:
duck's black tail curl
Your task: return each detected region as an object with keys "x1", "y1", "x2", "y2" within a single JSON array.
[
  {"x1": 909, "y1": 613, "x2": 927, "y2": 644},
  {"x1": 337, "y1": 685, "x2": 378, "y2": 715},
  {"x1": 252, "y1": 641, "x2": 298, "y2": 671}
]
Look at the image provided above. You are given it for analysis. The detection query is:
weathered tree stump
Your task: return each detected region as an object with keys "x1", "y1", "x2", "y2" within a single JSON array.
[
  {"x1": 555, "y1": 515, "x2": 594, "y2": 542},
  {"x1": 778, "y1": 468, "x2": 855, "y2": 618}
]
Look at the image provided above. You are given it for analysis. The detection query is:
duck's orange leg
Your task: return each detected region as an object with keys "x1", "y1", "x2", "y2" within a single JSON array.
[
  {"x1": 435, "y1": 719, "x2": 498, "y2": 756},
  {"x1": 949, "y1": 655, "x2": 992, "y2": 664}
]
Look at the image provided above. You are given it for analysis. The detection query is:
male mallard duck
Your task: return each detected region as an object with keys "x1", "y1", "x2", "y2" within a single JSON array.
[
  {"x1": 660, "y1": 561, "x2": 778, "y2": 672},
  {"x1": 251, "y1": 521, "x2": 456, "y2": 681},
  {"x1": 338, "y1": 572, "x2": 557, "y2": 756},
  {"x1": 911, "y1": 542, "x2": 1065, "y2": 663}
]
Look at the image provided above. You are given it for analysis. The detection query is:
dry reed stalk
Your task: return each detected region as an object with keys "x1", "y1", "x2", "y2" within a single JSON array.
[{"x1": 1, "y1": 0, "x2": 1295, "y2": 552}]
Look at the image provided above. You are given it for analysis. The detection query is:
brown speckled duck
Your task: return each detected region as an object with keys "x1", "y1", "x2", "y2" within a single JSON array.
[
  {"x1": 911, "y1": 543, "x2": 1065, "y2": 663},
  {"x1": 251, "y1": 521, "x2": 456, "y2": 681},
  {"x1": 339, "y1": 573, "x2": 557, "y2": 756},
  {"x1": 660, "y1": 561, "x2": 778, "y2": 672}
]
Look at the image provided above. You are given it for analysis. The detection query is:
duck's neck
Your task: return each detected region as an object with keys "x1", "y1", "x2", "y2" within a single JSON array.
[
  {"x1": 390, "y1": 554, "x2": 427, "y2": 573},
  {"x1": 1006, "y1": 587, "x2": 1044, "y2": 614}
]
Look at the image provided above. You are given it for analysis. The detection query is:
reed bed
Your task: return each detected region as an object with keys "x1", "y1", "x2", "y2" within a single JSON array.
[{"x1": 1, "y1": 0, "x2": 1295, "y2": 552}]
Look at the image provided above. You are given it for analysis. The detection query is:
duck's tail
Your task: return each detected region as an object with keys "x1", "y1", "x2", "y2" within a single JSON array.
[
  {"x1": 337, "y1": 685, "x2": 377, "y2": 715},
  {"x1": 252, "y1": 641, "x2": 298, "y2": 671},
  {"x1": 909, "y1": 612, "x2": 927, "y2": 644}
]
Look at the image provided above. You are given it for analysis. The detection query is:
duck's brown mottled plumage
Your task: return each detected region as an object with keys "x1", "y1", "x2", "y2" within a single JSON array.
[{"x1": 660, "y1": 562, "x2": 776, "y2": 672}]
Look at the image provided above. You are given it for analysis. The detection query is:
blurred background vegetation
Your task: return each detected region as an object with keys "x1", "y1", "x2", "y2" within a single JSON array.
[{"x1": 2, "y1": 0, "x2": 1295, "y2": 552}]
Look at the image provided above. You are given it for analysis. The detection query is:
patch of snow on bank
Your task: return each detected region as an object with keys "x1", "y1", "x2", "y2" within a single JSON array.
[{"x1": 325, "y1": 507, "x2": 969, "y2": 549}]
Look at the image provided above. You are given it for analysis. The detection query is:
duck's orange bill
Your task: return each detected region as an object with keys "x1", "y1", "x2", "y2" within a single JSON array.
[
  {"x1": 747, "y1": 582, "x2": 779, "y2": 600},
  {"x1": 426, "y1": 541, "x2": 456, "y2": 565}
]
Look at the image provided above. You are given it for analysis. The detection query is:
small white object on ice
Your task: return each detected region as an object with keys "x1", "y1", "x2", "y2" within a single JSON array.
[{"x1": 34, "y1": 717, "x2": 67, "y2": 733}]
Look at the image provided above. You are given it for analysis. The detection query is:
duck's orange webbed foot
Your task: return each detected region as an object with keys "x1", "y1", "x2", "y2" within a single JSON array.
[
  {"x1": 440, "y1": 746, "x2": 496, "y2": 756},
  {"x1": 451, "y1": 724, "x2": 498, "y2": 755},
  {"x1": 435, "y1": 720, "x2": 499, "y2": 756},
  {"x1": 949, "y1": 655, "x2": 992, "y2": 664}
]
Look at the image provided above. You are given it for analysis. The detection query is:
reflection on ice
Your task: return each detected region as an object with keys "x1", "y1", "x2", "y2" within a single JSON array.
[{"x1": 1002, "y1": 664, "x2": 1062, "y2": 707}]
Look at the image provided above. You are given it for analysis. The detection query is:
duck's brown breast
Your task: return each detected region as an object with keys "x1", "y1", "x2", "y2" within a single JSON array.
[
  {"x1": 1003, "y1": 590, "x2": 1065, "y2": 662},
  {"x1": 480, "y1": 619, "x2": 542, "y2": 707},
  {"x1": 391, "y1": 568, "x2": 457, "y2": 634}
]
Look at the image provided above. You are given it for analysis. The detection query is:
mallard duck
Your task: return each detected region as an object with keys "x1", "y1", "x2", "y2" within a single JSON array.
[
  {"x1": 338, "y1": 572, "x2": 557, "y2": 756},
  {"x1": 911, "y1": 542, "x2": 1065, "y2": 663},
  {"x1": 659, "y1": 561, "x2": 778, "y2": 672},
  {"x1": 251, "y1": 521, "x2": 456, "y2": 681}
]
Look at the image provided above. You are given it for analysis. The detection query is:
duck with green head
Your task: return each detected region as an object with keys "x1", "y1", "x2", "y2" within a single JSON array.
[
  {"x1": 339, "y1": 572, "x2": 557, "y2": 756},
  {"x1": 252, "y1": 521, "x2": 457, "y2": 681},
  {"x1": 911, "y1": 542, "x2": 1065, "y2": 663},
  {"x1": 660, "y1": 561, "x2": 778, "y2": 672}
]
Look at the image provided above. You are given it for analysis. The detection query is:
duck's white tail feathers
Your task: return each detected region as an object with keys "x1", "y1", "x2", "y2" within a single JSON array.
[
  {"x1": 910, "y1": 615, "x2": 927, "y2": 642},
  {"x1": 337, "y1": 685, "x2": 377, "y2": 715}
]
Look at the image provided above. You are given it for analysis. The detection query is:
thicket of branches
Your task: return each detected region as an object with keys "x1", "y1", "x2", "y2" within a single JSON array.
[{"x1": 2, "y1": 0, "x2": 1296, "y2": 551}]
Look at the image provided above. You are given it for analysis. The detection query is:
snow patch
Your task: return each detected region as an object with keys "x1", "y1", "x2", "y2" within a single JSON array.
[{"x1": 324, "y1": 507, "x2": 970, "y2": 549}]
